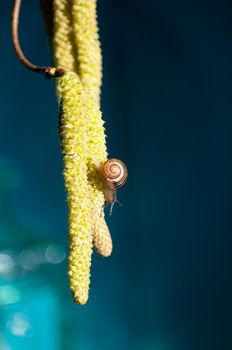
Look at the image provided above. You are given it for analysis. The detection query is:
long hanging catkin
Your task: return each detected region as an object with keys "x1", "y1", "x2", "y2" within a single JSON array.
[
  {"x1": 83, "y1": 89, "x2": 113, "y2": 257},
  {"x1": 59, "y1": 72, "x2": 93, "y2": 305},
  {"x1": 71, "y1": 0, "x2": 112, "y2": 256}
]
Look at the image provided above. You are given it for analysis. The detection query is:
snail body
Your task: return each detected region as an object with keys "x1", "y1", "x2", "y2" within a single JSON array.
[{"x1": 99, "y1": 158, "x2": 128, "y2": 205}]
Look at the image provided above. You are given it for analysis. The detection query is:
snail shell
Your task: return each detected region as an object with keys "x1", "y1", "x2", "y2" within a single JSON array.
[
  {"x1": 101, "y1": 158, "x2": 128, "y2": 190},
  {"x1": 99, "y1": 158, "x2": 128, "y2": 206}
]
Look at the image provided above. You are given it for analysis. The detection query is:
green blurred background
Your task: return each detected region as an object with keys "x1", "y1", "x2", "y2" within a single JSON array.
[{"x1": 0, "y1": 0, "x2": 232, "y2": 349}]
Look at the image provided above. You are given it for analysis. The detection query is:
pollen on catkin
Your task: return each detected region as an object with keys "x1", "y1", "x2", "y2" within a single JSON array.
[
  {"x1": 70, "y1": 0, "x2": 112, "y2": 256},
  {"x1": 83, "y1": 88, "x2": 113, "y2": 256},
  {"x1": 53, "y1": 0, "x2": 77, "y2": 72},
  {"x1": 71, "y1": 0, "x2": 102, "y2": 105},
  {"x1": 59, "y1": 72, "x2": 93, "y2": 305},
  {"x1": 53, "y1": 0, "x2": 78, "y2": 97}
]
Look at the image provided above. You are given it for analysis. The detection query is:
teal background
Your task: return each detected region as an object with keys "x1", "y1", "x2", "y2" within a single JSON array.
[{"x1": 0, "y1": 0, "x2": 232, "y2": 349}]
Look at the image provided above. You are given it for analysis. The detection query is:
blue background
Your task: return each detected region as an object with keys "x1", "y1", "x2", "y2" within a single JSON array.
[{"x1": 0, "y1": 0, "x2": 232, "y2": 349}]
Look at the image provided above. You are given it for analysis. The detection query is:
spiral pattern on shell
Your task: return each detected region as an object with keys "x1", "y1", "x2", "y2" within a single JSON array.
[{"x1": 101, "y1": 158, "x2": 128, "y2": 190}]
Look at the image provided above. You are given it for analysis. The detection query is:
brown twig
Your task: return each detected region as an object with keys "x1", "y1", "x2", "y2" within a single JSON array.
[{"x1": 12, "y1": 0, "x2": 65, "y2": 78}]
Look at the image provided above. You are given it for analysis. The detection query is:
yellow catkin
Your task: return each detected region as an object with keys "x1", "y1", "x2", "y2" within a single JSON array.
[
  {"x1": 84, "y1": 89, "x2": 113, "y2": 257},
  {"x1": 59, "y1": 72, "x2": 93, "y2": 305},
  {"x1": 71, "y1": 0, "x2": 112, "y2": 256},
  {"x1": 93, "y1": 207, "x2": 112, "y2": 257},
  {"x1": 71, "y1": 0, "x2": 102, "y2": 105},
  {"x1": 53, "y1": 0, "x2": 78, "y2": 97}
]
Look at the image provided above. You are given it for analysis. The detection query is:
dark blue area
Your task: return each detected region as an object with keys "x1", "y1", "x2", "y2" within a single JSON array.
[{"x1": 0, "y1": 1, "x2": 231, "y2": 349}]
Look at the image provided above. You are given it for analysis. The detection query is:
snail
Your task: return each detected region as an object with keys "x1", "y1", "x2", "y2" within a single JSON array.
[{"x1": 99, "y1": 158, "x2": 128, "y2": 210}]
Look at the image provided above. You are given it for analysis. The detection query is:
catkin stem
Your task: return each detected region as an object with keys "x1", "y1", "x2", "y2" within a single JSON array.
[{"x1": 12, "y1": 0, "x2": 44, "y2": 73}]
